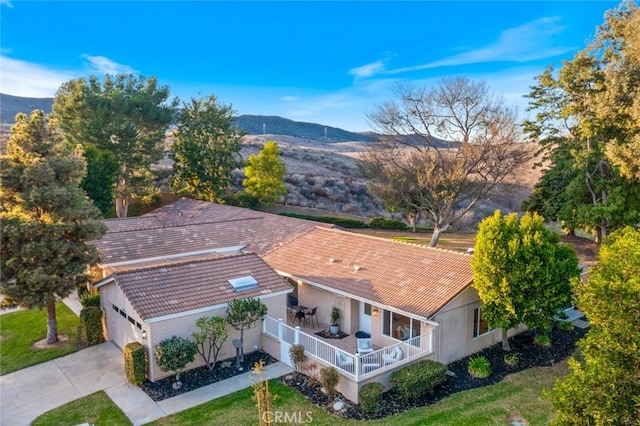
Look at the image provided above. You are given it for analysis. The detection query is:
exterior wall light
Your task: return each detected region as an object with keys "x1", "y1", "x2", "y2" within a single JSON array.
[{"x1": 142, "y1": 330, "x2": 147, "y2": 340}]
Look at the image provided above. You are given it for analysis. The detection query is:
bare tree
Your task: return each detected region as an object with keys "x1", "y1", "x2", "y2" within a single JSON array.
[{"x1": 360, "y1": 77, "x2": 528, "y2": 247}]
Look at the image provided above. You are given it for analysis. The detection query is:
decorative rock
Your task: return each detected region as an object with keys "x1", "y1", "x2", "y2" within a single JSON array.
[{"x1": 333, "y1": 401, "x2": 345, "y2": 411}]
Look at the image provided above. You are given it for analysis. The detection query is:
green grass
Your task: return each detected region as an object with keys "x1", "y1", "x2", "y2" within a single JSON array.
[
  {"x1": 0, "y1": 302, "x2": 81, "y2": 375},
  {"x1": 146, "y1": 359, "x2": 569, "y2": 426},
  {"x1": 31, "y1": 390, "x2": 131, "y2": 426}
]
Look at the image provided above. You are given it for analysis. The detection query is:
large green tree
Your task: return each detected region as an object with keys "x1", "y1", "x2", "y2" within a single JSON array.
[
  {"x1": 472, "y1": 211, "x2": 580, "y2": 351},
  {"x1": 81, "y1": 145, "x2": 119, "y2": 216},
  {"x1": 170, "y1": 95, "x2": 243, "y2": 202},
  {"x1": 53, "y1": 73, "x2": 176, "y2": 218},
  {"x1": 523, "y1": 2, "x2": 640, "y2": 241},
  {"x1": 243, "y1": 140, "x2": 287, "y2": 209},
  {"x1": 550, "y1": 227, "x2": 640, "y2": 425},
  {"x1": 0, "y1": 111, "x2": 106, "y2": 344},
  {"x1": 361, "y1": 77, "x2": 528, "y2": 247}
]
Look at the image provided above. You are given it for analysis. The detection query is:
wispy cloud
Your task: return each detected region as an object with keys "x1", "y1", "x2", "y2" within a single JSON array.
[
  {"x1": 81, "y1": 54, "x2": 136, "y2": 74},
  {"x1": 281, "y1": 96, "x2": 298, "y2": 102},
  {"x1": 349, "y1": 60, "x2": 386, "y2": 78},
  {"x1": 0, "y1": 0, "x2": 14, "y2": 8},
  {"x1": 387, "y1": 17, "x2": 570, "y2": 74},
  {"x1": 0, "y1": 55, "x2": 76, "y2": 97}
]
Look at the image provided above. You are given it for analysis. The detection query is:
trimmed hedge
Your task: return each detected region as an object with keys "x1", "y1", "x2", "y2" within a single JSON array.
[
  {"x1": 125, "y1": 342, "x2": 148, "y2": 385},
  {"x1": 359, "y1": 382, "x2": 385, "y2": 414},
  {"x1": 80, "y1": 292, "x2": 101, "y2": 308},
  {"x1": 279, "y1": 212, "x2": 369, "y2": 228},
  {"x1": 390, "y1": 359, "x2": 447, "y2": 401},
  {"x1": 369, "y1": 217, "x2": 408, "y2": 230},
  {"x1": 80, "y1": 306, "x2": 105, "y2": 346}
]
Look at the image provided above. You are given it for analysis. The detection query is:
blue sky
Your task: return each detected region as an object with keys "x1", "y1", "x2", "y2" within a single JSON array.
[{"x1": 0, "y1": 1, "x2": 619, "y2": 131}]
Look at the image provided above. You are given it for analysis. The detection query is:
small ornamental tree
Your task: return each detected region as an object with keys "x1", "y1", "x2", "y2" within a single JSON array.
[
  {"x1": 472, "y1": 211, "x2": 580, "y2": 351},
  {"x1": 192, "y1": 316, "x2": 228, "y2": 370},
  {"x1": 154, "y1": 336, "x2": 197, "y2": 388},
  {"x1": 549, "y1": 227, "x2": 640, "y2": 424},
  {"x1": 243, "y1": 141, "x2": 287, "y2": 209},
  {"x1": 226, "y1": 298, "x2": 268, "y2": 361}
]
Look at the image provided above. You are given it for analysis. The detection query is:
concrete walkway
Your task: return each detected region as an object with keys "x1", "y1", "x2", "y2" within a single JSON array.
[{"x1": 0, "y1": 341, "x2": 292, "y2": 426}]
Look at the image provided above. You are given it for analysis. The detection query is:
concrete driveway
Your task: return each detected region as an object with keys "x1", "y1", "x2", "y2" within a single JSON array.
[{"x1": 0, "y1": 342, "x2": 165, "y2": 426}]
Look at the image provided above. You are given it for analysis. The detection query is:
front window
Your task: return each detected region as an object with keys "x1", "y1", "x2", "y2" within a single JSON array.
[
  {"x1": 473, "y1": 306, "x2": 492, "y2": 338},
  {"x1": 382, "y1": 309, "x2": 421, "y2": 341}
]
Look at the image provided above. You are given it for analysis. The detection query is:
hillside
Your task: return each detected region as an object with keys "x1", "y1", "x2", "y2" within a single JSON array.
[
  {"x1": 235, "y1": 115, "x2": 375, "y2": 142},
  {"x1": 0, "y1": 93, "x2": 54, "y2": 128},
  {"x1": 0, "y1": 94, "x2": 373, "y2": 142}
]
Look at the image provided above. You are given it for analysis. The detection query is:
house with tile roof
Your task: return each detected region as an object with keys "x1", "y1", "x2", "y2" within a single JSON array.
[
  {"x1": 92, "y1": 198, "x2": 326, "y2": 381},
  {"x1": 260, "y1": 226, "x2": 524, "y2": 402},
  {"x1": 92, "y1": 198, "x2": 520, "y2": 402}
]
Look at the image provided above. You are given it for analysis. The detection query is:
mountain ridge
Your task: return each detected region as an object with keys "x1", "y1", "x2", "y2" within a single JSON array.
[{"x1": 0, "y1": 93, "x2": 373, "y2": 141}]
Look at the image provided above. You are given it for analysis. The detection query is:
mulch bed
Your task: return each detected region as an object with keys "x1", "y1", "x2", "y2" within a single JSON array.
[
  {"x1": 281, "y1": 325, "x2": 588, "y2": 420},
  {"x1": 315, "y1": 329, "x2": 350, "y2": 339},
  {"x1": 141, "y1": 350, "x2": 277, "y2": 401}
]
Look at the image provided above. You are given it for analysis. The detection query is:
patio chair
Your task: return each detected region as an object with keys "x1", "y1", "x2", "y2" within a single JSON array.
[
  {"x1": 305, "y1": 307, "x2": 318, "y2": 328},
  {"x1": 356, "y1": 337, "x2": 373, "y2": 354},
  {"x1": 382, "y1": 346, "x2": 403, "y2": 365},
  {"x1": 294, "y1": 309, "x2": 307, "y2": 326},
  {"x1": 335, "y1": 350, "x2": 354, "y2": 371}
]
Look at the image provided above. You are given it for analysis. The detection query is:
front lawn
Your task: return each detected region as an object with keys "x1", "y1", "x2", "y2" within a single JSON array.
[
  {"x1": 147, "y1": 359, "x2": 569, "y2": 425},
  {"x1": 0, "y1": 302, "x2": 81, "y2": 375},
  {"x1": 31, "y1": 390, "x2": 131, "y2": 426}
]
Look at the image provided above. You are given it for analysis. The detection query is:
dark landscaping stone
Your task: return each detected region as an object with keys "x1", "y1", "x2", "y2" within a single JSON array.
[{"x1": 140, "y1": 350, "x2": 277, "y2": 401}]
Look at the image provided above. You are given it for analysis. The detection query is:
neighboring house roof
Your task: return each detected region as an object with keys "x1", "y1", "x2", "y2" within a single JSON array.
[
  {"x1": 96, "y1": 253, "x2": 291, "y2": 321},
  {"x1": 263, "y1": 227, "x2": 473, "y2": 319},
  {"x1": 94, "y1": 219, "x2": 261, "y2": 266},
  {"x1": 104, "y1": 216, "x2": 163, "y2": 233},
  {"x1": 96, "y1": 199, "x2": 329, "y2": 259}
]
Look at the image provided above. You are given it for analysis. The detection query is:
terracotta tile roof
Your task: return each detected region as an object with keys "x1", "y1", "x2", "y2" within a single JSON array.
[
  {"x1": 94, "y1": 219, "x2": 261, "y2": 265},
  {"x1": 101, "y1": 253, "x2": 291, "y2": 320},
  {"x1": 104, "y1": 216, "x2": 163, "y2": 233},
  {"x1": 141, "y1": 198, "x2": 330, "y2": 254},
  {"x1": 263, "y1": 227, "x2": 473, "y2": 319}
]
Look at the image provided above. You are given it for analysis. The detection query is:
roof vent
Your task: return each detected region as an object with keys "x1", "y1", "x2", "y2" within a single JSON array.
[
  {"x1": 353, "y1": 265, "x2": 361, "y2": 272},
  {"x1": 228, "y1": 276, "x2": 258, "y2": 292},
  {"x1": 329, "y1": 257, "x2": 335, "y2": 264}
]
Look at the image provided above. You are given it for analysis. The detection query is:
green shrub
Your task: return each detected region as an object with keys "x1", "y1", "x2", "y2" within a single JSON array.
[
  {"x1": 504, "y1": 353, "x2": 519, "y2": 366},
  {"x1": 279, "y1": 212, "x2": 369, "y2": 228},
  {"x1": 369, "y1": 217, "x2": 407, "y2": 230},
  {"x1": 534, "y1": 334, "x2": 552, "y2": 347},
  {"x1": 557, "y1": 320, "x2": 575, "y2": 332},
  {"x1": 468, "y1": 355, "x2": 491, "y2": 378},
  {"x1": 390, "y1": 359, "x2": 447, "y2": 401},
  {"x1": 124, "y1": 342, "x2": 148, "y2": 385},
  {"x1": 224, "y1": 192, "x2": 260, "y2": 210},
  {"x1": 80, "y1": 292, "x2": 101, "y2": 308},
  {"x1": 154, "y1": 336, "x2": 197, "y2": 383},
  {"x1": 80, "y1": 307, "x2": 105, "y2": 345},
  {"x1": 319, "y1": 366, "x2": 340, "y2": 401},
  {"x1": 359, "y1": 382, "x2": 385, "y2": 414}
]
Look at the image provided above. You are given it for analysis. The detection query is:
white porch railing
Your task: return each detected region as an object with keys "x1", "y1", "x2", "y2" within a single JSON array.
[{"x1": 263, "y1": 315, "x2": 434, "y2": 381}]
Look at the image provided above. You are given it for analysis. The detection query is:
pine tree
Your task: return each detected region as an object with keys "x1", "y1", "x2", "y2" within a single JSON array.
[{"x1": 0, "y1": 110, "x2": 106, "y2": 344}]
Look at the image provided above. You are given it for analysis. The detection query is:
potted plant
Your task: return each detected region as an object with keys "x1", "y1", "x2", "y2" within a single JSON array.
[{"x1": 330, "y1": 306, "x2": 340, "y2": 334}]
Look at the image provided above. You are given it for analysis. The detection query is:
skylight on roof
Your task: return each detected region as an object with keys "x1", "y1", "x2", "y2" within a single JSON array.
[{"x1": 228, "y1": 276, "x2": 258, "y2": 291}]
